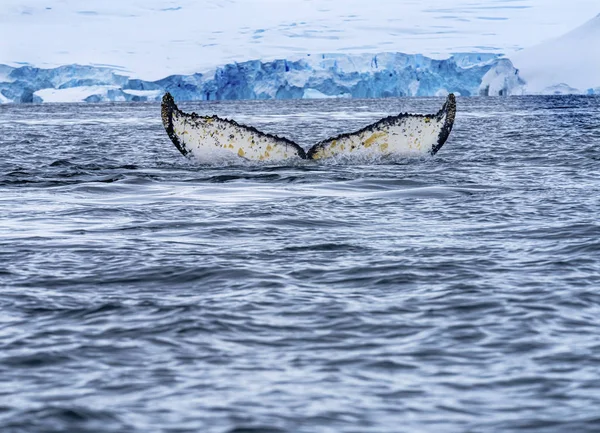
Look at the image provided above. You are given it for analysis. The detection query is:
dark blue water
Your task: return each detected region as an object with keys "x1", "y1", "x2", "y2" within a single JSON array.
[{"x1": 1, "y1": 96, "x2": 599, "y2": 433}]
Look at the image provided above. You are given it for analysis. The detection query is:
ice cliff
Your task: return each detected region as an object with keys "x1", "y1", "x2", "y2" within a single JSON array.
[
  {"x1": 1, "y1": 2, "x2": 597, "y2": 103},
  {"x1": 0, "y1": 53, "x2": 525, "y2": 103},
  {"x1": 479, "y1": 59, "x2": 525, "y2": 96}
]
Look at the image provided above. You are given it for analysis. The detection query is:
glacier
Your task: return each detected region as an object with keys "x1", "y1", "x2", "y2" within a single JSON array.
[
  {"x1": 2, "y1": 0, "x2": 596, "y2": 81},
  {"x1": 1, "y1": 2, "x2": 598, "y2": 103},
  {"x1": 3, "y1": 9, "x2": 600, "y2": 105},
  {"x1": 0, "y1": 53, "x2": 525, "y2": 103},
  {"x1": 511, "y1": 14, "x2": 600, "y2": 95}
]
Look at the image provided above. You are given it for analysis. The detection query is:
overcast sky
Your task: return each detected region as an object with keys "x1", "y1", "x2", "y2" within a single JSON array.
[{"x1": 0, "y1": 0, "x2": 598, "y2": 79}]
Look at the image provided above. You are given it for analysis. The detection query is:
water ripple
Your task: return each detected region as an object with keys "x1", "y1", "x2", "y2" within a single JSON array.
[{"x1": 1, "y1": 96, "x2": 600, "y2": 432}]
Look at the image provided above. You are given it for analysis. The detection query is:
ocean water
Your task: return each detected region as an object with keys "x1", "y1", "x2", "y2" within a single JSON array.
[{"x1": 1, "y1": 96, "x2": 599, "y2": 433}]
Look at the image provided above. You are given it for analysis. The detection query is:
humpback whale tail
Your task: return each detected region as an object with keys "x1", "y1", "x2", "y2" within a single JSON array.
[
  {"x1": 161, "y1": 93, "x2": 456, "y2": 163},
  {"x1": 306, "y1": 93, "x2": 456, "y2": 160},
  {"x1": 161, "y1": 93, "x2": 306, "y2": 162}
]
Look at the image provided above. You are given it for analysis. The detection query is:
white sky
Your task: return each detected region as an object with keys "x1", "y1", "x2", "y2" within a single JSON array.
[{"x1": 0, "y1": 0, "x2": 598, "y2": 80}]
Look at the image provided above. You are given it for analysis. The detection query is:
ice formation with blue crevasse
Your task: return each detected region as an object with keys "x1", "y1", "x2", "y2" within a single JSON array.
[{"x1": 0, "y1": 52, "x2": 532, "y2": 103}]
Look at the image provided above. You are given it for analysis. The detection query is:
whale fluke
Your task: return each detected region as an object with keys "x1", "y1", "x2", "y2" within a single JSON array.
[
  {"x1": 161, "y1": 93, "x2": 306, "y2": 162},
  {"x1": 307, "y1": 94, "x2": 456, "y2": 159},
  {"x1": 161, "y1": 93, "x2": 456, "y2": 163}
]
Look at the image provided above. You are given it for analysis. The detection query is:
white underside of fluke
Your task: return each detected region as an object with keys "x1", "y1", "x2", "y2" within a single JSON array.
[
  {"x1": 162, "y1": 93, "x2": 455, "y2": 163},
  {"x1": 170, "y1": 110, "x2": 305, "y2": 163},
  {"x1": 308, "y1": 114, "x2": 449, "y2": 160}
]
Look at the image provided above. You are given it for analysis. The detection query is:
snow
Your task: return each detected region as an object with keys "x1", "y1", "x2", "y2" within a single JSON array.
[
  {"x1": 34, "y1": 86, "x2": 120, "y2": 103},
  {"x1": 1, "y1": 0, "x2": 598, "y2": 80},
  {"x1": 303, "y1": 89, "x2": 349, "y2": 99},
  {"x1": 1, "y1": 1, "x2": 599, "y2": 101},
  {"x1": 511, "y1": 14, "x2": 600, "y2": 94},
  {"x1": 0, "y1": 65, "x2": 14, "y2": 83},
  {"x1": 122, "y1": 89, "x2": 163, "y2": 98},
  {"x1": 408, "y1": 81, "x2": 420, "y2": 97}
]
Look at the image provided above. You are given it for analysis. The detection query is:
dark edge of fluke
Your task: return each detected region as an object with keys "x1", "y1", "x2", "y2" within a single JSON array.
[
  {"x1": 161, "y1": 92, "x2": 307, "y2": 159},
  {"x1": 161, "y1": 93, "x2": 189, "y2": 156},
  {"x1": 431, "y1": 93, "x2": 456, "y2": 156}
]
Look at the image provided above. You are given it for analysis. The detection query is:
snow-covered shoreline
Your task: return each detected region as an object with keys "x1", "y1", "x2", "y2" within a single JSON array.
[
  {"x1": 1, "y1": 53, "x2": 524, "y2": 103},
  {"x1": 2, "y1": 0, "x2": 597, "y2": 80},
  {"x1": 1, "y1": 7, "x2": 599, "y2": 103},
  {"x1": 511, "y1": 14, "x2": 600, "y2": 95}
]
